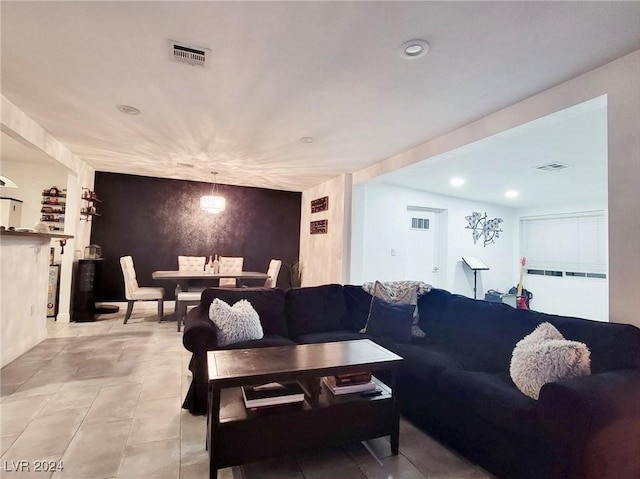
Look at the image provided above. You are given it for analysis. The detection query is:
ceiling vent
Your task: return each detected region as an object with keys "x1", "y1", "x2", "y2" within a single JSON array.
[
  {"x1": 177, "y1": 162, "x2": 195, "y2": 168},
  {"x1": 535, "y1": 162, "x2": 570, "y2": 172},
  {"x1": 169, "y1": 40, "x2": 209, "y2": 68}
]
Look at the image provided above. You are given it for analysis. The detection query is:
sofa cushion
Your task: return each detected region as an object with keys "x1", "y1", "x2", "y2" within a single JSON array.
[
  {"x1": 418, "y1": 292, "x2": 541, "y2": 371},
  {"x1": 437, "y1": 369, "x2": 541, "y2": 435},
  {"x1": 533, "y1": 313, "x2": 640, "y2": 373},
  {"x1": 221, "y1": 335, "x2": 296, "y2": 350},
  {"x1": 374, "y1": 339, "x2": 486, "y2": 388},
  {"x1": 418, "y1": 290, "x2": 640, "y2": 374},
  {"x1": 285, "y1": 284, "x2": 349, "y2": 338},
  {"x1": 295, "y1": 331, "x2": 373, "y2": 344},
  {"x1": 343, "y1": 285, "x2": 373, "y2": 332},
  {"x1": 209, "y1": 298, "x2": 264, "y2": 347},
  {"x1": 365, "y1": 296, "x2": 414, "y2": 343},
  {"x1": 510, "y1": 323, "x2": 591, "y2": 400},
  {"x1": 200, "y1": 287, "x2": 290, "y2": 338}
]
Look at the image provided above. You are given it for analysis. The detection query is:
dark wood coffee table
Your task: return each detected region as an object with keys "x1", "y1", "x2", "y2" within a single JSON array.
[{"x1": 206, "y1": 339, "x2": 403, "y2": 478}]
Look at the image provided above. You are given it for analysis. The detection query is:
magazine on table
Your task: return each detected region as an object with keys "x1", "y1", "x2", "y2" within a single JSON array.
[{"x1": 241, "y1": 382, "x2": 305, "y2": 408}]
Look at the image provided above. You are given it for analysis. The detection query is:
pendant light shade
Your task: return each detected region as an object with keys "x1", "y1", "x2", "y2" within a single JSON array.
[{"x1": 200, "y1": 172, "x2": 226, "y2": 214}]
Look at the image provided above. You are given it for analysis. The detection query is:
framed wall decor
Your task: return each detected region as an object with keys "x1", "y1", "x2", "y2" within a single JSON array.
[
  {"x1": 311, "y1": 196, "x2": 329, "y2": 213},
  {"x1": 310, "y1": 219, "x2": 328, "y2": 235}
]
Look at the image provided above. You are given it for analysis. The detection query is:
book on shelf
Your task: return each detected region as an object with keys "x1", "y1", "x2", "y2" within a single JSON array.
[
  {"x1": 322, "y1": 376, "x2": 377, "y2": 395},
  {"x1": 241, "y1": 382, "x2": 305, "y2": 409},
  {"x1": 332, "y1": 371, "x2": 372, "y2": 386}
]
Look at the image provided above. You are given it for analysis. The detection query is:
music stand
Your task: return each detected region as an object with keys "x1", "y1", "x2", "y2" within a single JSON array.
[{"x1": 462, "y1": 256, "x2": 489, "y2": 299}]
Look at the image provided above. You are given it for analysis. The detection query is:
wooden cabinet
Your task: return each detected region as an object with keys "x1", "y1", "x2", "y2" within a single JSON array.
[
  {"x1": 41, "y1": 187, "x2": 66, "y2": 232},
  {"x1": 80, "y1": 187, "x2": 101, "y2": 220},
  {"x1": 71, "y1": 259, "x2": 103, "y2": 322}
]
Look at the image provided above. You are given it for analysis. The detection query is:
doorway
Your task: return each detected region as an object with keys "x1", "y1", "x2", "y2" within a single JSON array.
[{"x1": 405, "y1": 206, "x2": 445, "y2": 287}]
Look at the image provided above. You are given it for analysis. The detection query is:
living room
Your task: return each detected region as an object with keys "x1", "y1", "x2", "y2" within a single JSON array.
[{"x1": 1, "y1": 2, "x2": 640, "y2": 478}]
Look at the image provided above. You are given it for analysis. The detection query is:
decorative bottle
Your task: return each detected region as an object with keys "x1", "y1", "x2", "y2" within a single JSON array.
[
  {"x1": 213, "y1": 254, "x2": 220, "y2": 274},
  {"x1": 208, "y1": 255, "x2": 214, "y2": 272}
]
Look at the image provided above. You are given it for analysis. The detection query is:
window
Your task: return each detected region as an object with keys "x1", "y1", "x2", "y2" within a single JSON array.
[
  {"x1": 411, "y1": 217, "x2": 430, "y2": 230},
  {"x1": 520, "y1": 211, "x2": 606, "y2": 276}
]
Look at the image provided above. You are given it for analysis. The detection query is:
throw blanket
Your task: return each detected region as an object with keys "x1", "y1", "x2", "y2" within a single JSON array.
[{"x1": 362, "y1": 281, "x2": 432, "y2": 337}]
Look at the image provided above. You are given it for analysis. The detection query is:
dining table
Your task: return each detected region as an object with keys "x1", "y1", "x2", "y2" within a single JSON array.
[{"x1": 152, "y1": 270, "x2": 270, "y2": 293}]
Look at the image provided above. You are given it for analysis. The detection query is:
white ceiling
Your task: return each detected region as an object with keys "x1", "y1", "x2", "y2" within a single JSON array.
[
  {"x1": 381, "y1": 95, "x2": 608, "y2": 208},
  {"x1": 1, "y1": 1, "x2": 639, "y2": 199}
]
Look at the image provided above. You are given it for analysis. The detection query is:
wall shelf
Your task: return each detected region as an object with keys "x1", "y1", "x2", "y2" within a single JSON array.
[
  {"x1": 80, "y1": 188, "x2": 101, "y2": 221},
  {"x1": 41, "y1": 187, "x2": 66, "y2": 231}
]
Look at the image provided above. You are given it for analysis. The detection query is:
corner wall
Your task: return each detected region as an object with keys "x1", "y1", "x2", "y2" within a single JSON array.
[{"x1": 300, "y1": 174, "x2": 352, "y2": 286}]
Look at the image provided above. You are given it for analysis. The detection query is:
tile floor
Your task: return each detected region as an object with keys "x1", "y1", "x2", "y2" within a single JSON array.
[{"x1": 1, "y1": 304, "x2": 496, "y2": 479}]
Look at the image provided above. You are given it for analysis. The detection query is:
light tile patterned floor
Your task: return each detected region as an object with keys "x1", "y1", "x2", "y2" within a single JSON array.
[{"x1": 1, "y1": 305, "x2": 496, "y2": 479}]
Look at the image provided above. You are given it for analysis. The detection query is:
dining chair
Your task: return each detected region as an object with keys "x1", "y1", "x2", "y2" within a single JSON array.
[
  {"x1": 219, "y1": 256, "x2": 244, "y2": 287},
  {"x1": 176, "y1": 255, "x2": 207, "y2": 332},
  {"x1": 265, "y1": 259, "x2": 282, "y2": 288},
  {"x1": 120, "y1": 256, "x2": 165, "y2": 324},
  {"x1": 178, "y1": 255, "x2": 207, "y2": 273}
]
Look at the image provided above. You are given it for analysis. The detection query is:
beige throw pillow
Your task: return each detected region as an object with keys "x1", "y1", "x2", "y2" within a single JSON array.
[{"x1": 510, "y1": 322, "x2": 591, "y2": 400}]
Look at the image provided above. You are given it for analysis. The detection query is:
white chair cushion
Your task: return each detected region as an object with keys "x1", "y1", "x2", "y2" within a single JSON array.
[
  {"x1": 130, "y1": 287, "x2": 164, "y2": 301},
  {"x1": 178, "y1": 256, "x2": 207, "y2": 272},
  {"x1": 177, "y1": 291, "x2": 202, "y2": 301},
  {"x1": 219, "y1": 256, "x2": 243, "y2": 287},
  {"x1": 265, "y1": 259, "x2": 282, "y2": 287},
  {"x1": 120, "y1": 256, "x2": 140, "y2": 299}
]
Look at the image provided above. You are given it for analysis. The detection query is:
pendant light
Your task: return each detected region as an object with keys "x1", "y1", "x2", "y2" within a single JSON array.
[{"x1": 200, "y1": 171, "x2": 226, "y2": 214}]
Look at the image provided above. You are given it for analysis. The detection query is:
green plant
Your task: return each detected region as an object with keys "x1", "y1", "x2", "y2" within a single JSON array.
[{"x1": 290, "y1": 260, "x2": 304, "y2": 288}]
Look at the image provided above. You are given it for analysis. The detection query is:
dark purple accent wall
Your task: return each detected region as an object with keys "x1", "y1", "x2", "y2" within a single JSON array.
[{"x1": 91, "y1": 172, "x2": 301, "y2": 301}]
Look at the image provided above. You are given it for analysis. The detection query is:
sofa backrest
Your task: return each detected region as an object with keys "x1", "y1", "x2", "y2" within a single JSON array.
[
  {"x1": 200, "y1": 287, "x2": 290, "y2": 338},
  {"x1": 343, "y1": 285, "x2": 373, "y2": 332},
  {"x1": 418, "y1": 289, "x2": 640, "y2": 373},
  {"x1": 285, "y1": 284, "x2": 355, "y2": 338}
]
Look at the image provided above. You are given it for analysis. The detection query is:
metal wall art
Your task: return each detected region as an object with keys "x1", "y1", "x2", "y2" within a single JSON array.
[
  {"x1": 311, "y1": 196, "x2": 329, "y2": 213},
  {"x1": 310, "y1": 219, "x2": 328, "y2": 235},
  {"x1": 465, "y1": 211, "x2": 503, "y2": 247}
]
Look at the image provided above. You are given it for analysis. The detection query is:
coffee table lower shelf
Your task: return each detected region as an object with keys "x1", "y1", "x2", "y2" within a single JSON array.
[{"x1": 208, "y1": 377, "x2": 398, "y2": 476}]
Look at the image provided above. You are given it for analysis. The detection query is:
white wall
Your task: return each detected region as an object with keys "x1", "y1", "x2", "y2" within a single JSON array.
[
  {"x1": 299, "y1": 174, "x2": 352, "y2": 286},
  {"x1": 349, "y1": 50, "x2": 640, "y2": 328},
  {"x1": 352, "y1": 183, "x2": 518, "y2": 299}
]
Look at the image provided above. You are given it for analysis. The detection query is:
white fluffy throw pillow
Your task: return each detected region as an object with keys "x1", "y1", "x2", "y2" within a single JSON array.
[
  {"x1": 209, "y1": 298, "x2": 263, "y2": 347},
  {"x1": 510, "y1": 322, "x2": 591, "y2": 400}
]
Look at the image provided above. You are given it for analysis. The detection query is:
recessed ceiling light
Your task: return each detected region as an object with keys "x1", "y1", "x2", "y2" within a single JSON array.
[
  {"x1": 505, "y1": 190, "x2": 519, "y2": 199},
  {"x1": 400, "y1": 39, "x2": 430, "y2": 59},
  {"x1": 300, "y1": 137, "x2": 315, "y2": 143},
  {"x1": 450, "y1": 177, "x2": 465, "y2": 187},
  {"x1": 117, "y1": 105, "x2": 141, "y2": 115}
]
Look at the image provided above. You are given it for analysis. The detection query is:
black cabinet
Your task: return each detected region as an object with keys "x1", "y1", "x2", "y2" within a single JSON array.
[{"x1": 72, "y1": 259, "x2": 103, "y2": 322}]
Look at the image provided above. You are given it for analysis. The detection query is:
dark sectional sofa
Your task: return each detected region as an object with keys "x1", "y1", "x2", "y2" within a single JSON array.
[{"x1": 182, "y1": 284, "x2": 640, "y2": 479}]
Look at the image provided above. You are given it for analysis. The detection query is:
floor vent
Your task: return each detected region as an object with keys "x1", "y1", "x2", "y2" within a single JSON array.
[
  {"x1": 169, "y1": 40, "x2": 209, "y2": 67},
  {"x1": 535, "y1": 162, "x2": 570, "y2": 172}
]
